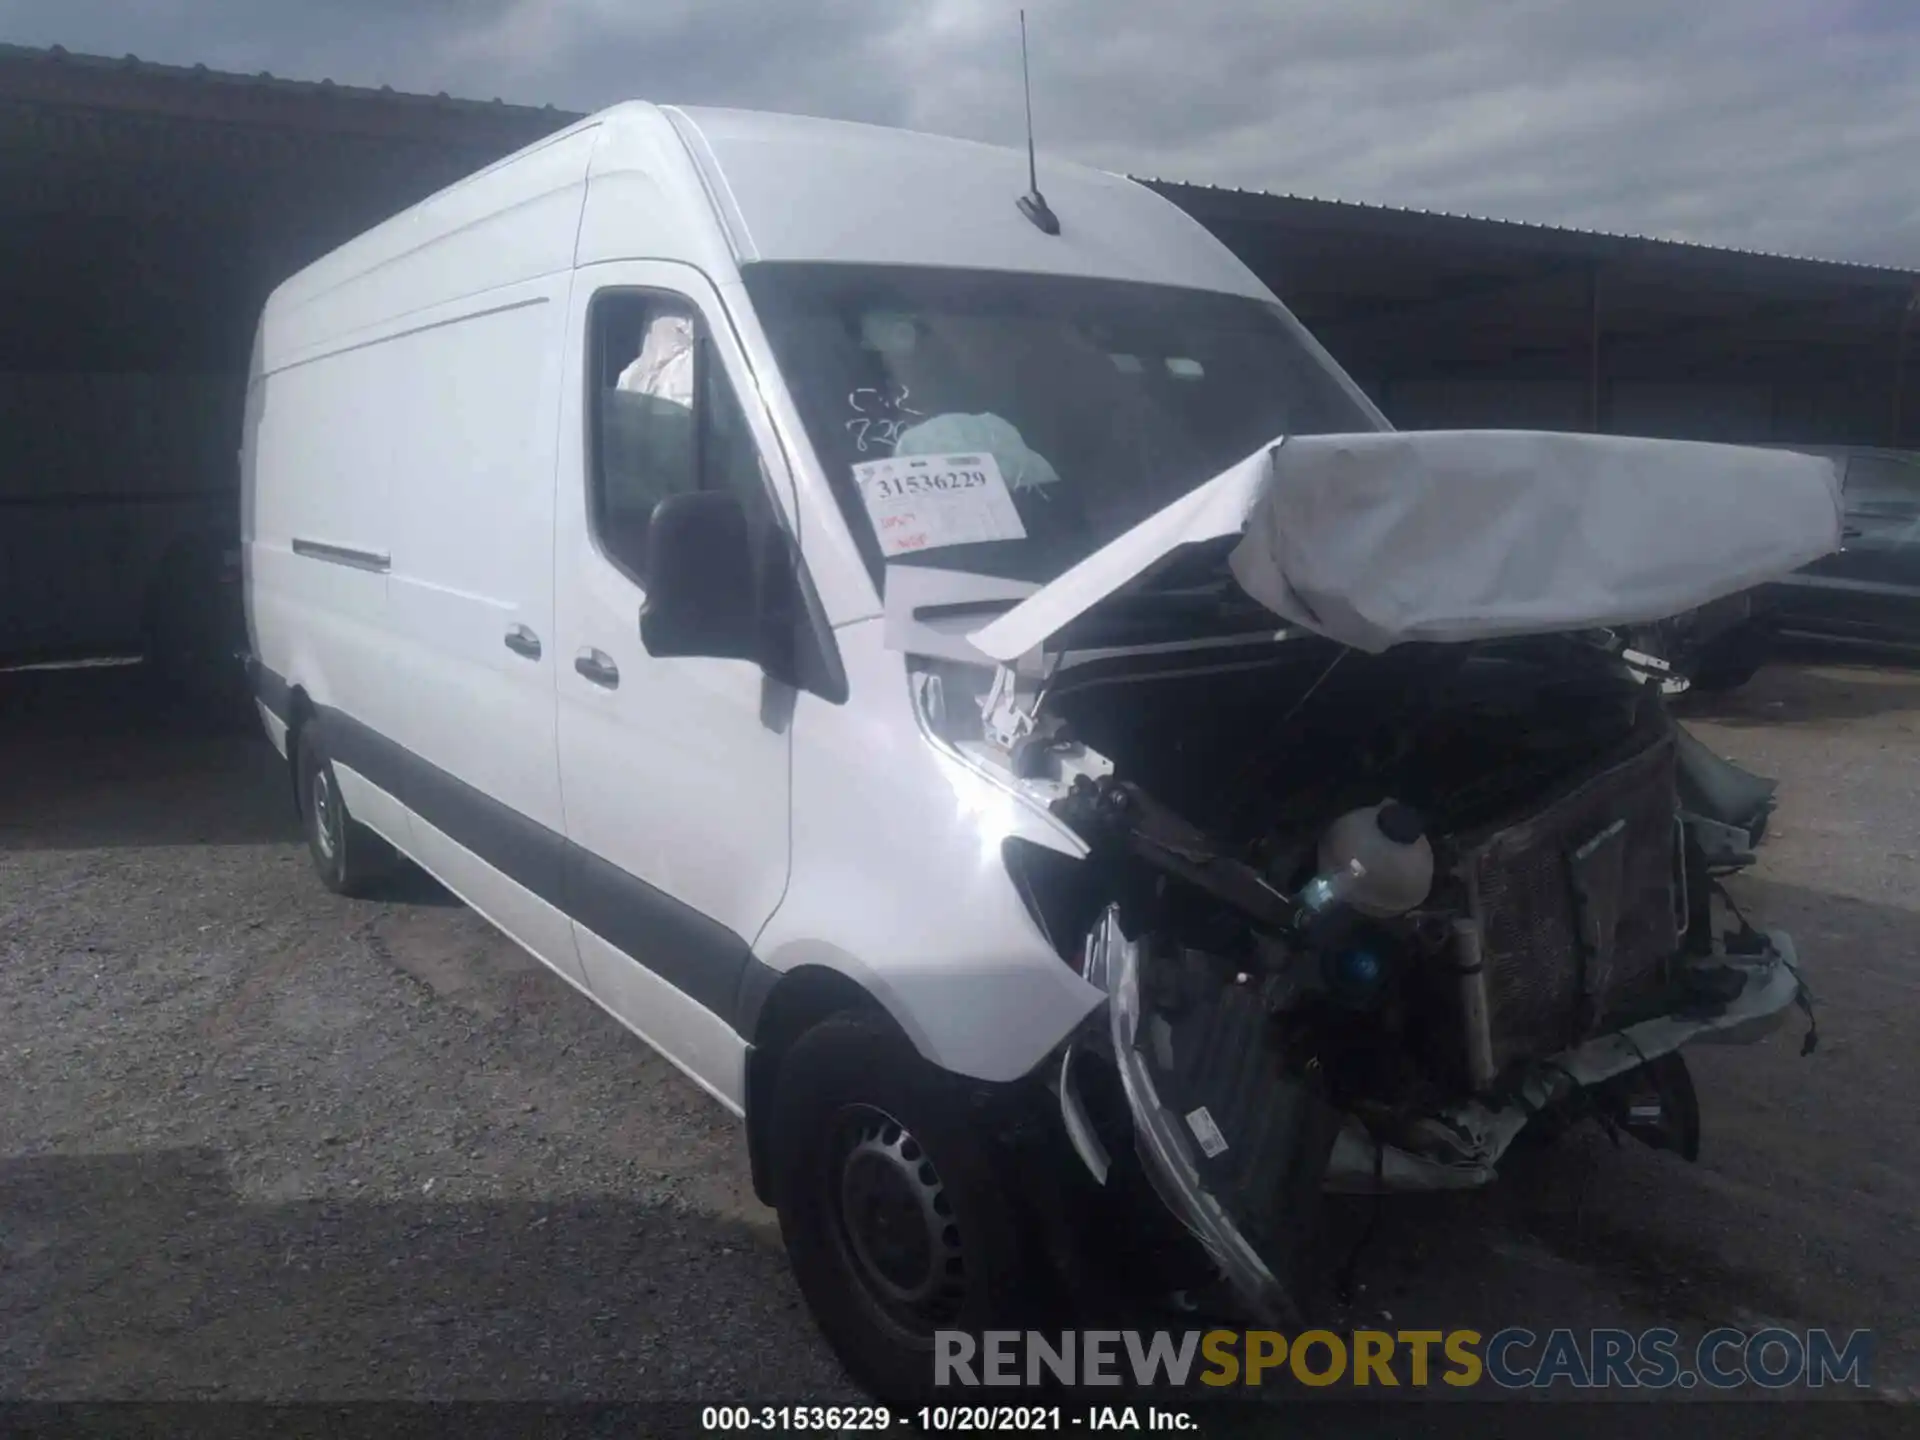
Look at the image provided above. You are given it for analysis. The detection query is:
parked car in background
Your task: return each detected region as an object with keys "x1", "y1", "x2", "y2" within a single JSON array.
[
  {"x1": 1623, "y1": 588, "x2": 1769, "y2": 695},
  {"x1": 1658, "y1": 446, "x2": 1917, "y2": 691},
  {"x1": 1752, "y1": 446, "x2": 1920, "y2": 653}
]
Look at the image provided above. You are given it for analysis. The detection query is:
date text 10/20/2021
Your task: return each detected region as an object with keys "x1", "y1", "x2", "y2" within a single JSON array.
[{"x1": 700, "y1": 1406, "x2": 1197, "y2": 1432}]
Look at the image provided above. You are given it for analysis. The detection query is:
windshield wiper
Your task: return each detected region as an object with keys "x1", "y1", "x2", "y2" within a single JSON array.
[
  {"x1": 912, "y1": 598, "x2": 1025, "y2": 624},
  {"x1": 1052, "y1": 587, "x2": 1279, "y2": 650},
  {"x1": 918, "y1": 579, "x2": 1268, "y2": 634}
]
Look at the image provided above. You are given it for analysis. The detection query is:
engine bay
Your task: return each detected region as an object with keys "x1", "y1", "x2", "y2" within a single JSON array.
[
  {"x1": 914, "y1": 632, "x2": 1807, "y2": 1324},
  {"x1": 942, "y1": 634, "x2": 1693, "y2": 1094}
]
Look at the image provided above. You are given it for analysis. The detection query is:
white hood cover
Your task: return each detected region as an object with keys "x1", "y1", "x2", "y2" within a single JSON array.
[{"x1": 968, "y1": 430, "x2": 1844, "y2": 662}]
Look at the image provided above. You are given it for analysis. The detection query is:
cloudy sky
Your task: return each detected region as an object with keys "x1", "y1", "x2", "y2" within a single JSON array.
[{"x1": 8, "y1": 0, "x2": 1917, "y2": 267}]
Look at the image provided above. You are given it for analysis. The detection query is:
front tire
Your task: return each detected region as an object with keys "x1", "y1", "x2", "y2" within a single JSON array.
[
  {"x1": 769, "y1": 1013, "x2": 1039, "y2": 1404},
  {"x1": 1686, "y1": 624, "x2": 1771, "y2": 694},
  {"x1": 296, "y1": 726, "x2": 397, "y2": 897}
]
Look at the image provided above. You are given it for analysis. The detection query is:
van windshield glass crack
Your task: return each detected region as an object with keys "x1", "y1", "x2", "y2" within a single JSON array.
[{"x1": 740, "y1": 263, "x2": 1382, "y2": 588}]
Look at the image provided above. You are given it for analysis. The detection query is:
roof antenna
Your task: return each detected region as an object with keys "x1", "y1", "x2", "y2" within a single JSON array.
[{"x1": 1014, "y1": 9, "x2": 1061, "y2": 236}]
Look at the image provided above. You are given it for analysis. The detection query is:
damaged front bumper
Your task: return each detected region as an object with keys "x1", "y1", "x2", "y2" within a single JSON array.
[
  {"x1": 1095, "y1": 907, "x2": 1300, "y2": 1325},
  {"x1": 1063, "y1": 910, "x2": 1808, "y2": 1326},
  {"x1": 1323, "y1": 930, "x2": 1804, "y2": 1193}
]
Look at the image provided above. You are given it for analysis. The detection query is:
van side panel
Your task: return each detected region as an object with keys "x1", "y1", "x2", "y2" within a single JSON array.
[
  {"x1": 261, "y1": 126, "x2": 602, "y2": 369},
  {"x1": 250, "y1": 124, "x2": 595, "y2": 990},
  {"x1": 369, "y1": 280, "x2": 582, "y2": 985},
  {"x1": 376, "y1": 290, "x2": 566, "y2": 809},
  {"x1": 248, "y1": 339, "x2": 398, "y2": 762}
]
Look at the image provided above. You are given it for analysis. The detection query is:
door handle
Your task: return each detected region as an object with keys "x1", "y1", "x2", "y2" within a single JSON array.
[
  {"x1": 574, "y1": 648, "x2": 620, "y2": 688},
  {"x1": 504, "y1": 624, "x2": 542, "y2": 660}
]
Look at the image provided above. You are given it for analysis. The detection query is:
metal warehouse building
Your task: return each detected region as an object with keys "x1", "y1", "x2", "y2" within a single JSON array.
[{"x1": 2, "y1": 42, "x2": 1915, "y2": 670}]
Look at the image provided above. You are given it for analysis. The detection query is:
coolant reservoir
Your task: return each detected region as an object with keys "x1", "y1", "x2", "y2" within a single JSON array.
[{"x1": 1316, "y1": 801, "x2": 1434, "y2": 918}]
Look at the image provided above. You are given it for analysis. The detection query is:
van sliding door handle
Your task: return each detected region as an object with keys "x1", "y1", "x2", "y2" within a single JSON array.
[
  {"x1": 574, "y1": 649, "x2": 620, "y2": 688},
  {"x1": 503, "y1": 624, "x2": 542, "y2": 660}
]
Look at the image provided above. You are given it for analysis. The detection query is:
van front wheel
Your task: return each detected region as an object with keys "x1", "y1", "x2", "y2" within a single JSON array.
[
  {"x1": 297, "y1": 727, "x2": 396, "y2": 897},
  {"x1": 769, "y1": 1014, "x2": 1038, "y2": 1403}
]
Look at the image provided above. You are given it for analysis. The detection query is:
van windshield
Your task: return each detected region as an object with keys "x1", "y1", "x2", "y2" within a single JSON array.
[{"x1": 740, "y1": 263, "x2": 1383, "y2": 588}]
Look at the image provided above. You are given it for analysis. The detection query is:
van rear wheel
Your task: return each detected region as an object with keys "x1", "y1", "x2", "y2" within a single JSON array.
[
  {"x1": 297, "y1": 727, "x2": 397, "y2": 897},
  {"x1": 769, "y1": 1013, "x2": 1039, "y2": 1404}
]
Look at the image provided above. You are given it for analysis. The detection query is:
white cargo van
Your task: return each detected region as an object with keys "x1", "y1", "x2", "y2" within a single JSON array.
[{"x1": 244, "y1": 103, "x2": 1838, "y2": 1399}]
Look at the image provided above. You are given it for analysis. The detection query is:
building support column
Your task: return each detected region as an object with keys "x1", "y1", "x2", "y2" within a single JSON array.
[
  {"x1": 1587, "y1": 262, "x2": 1606, "y2": 433},
  {"x1": 1895, "y1": 290, "x2": 1917, "y2": 449}
]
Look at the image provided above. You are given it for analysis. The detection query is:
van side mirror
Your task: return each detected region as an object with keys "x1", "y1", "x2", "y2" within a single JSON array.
[{"x1": 638, "y1": 492, "x2": 761, "y2": 662}]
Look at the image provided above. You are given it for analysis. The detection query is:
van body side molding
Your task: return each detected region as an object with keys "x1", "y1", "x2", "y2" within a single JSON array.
[
  {"x1": 255, "y1": 663, "x2": 769, "y2": 1035},
  {"x1": 291, "y1": 537, "x2": 392, "y2": 573}
]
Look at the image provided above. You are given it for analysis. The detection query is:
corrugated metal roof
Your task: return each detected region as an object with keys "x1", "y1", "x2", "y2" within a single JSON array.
[
  {"x1": 0, "y1": 41, "x2": 579, "y2": 120},
  {"x1": 0, "y1": 43, "x2": 581, "y2": 157},
  {"x1": 1, "y1": 43, "x2": 1911, "y2": 283},
  {"x1": 1134, "y1": 176, "x2": 1920, "y2": 282}
]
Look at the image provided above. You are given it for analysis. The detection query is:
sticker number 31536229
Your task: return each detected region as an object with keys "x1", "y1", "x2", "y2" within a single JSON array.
[{"x1": 852, "y1": 452, "x2": 1028, "y2": 558}]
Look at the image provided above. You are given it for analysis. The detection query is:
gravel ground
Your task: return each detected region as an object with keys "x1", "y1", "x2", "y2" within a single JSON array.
[{"x1": 2, "y1": 657, "x2": 1917, "y2": 1414}]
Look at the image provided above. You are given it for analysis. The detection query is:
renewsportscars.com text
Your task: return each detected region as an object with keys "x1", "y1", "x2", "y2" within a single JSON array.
[{"x1": 934, "y1": 1327, "x2": 1874, "y2": 1391}]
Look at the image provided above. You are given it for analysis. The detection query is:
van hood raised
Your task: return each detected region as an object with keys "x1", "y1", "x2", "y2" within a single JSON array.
[{"x1": 953, "y1": 429, "x2": 1843, "y2": 663}]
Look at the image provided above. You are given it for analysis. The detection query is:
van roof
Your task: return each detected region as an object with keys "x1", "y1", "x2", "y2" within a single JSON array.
[
  {"x1": 654, "y1": 104, "x2": 1267, "y2": 295},
  {"x1": 258, "y1": 101, "x2": 1270, "y2": 370}
]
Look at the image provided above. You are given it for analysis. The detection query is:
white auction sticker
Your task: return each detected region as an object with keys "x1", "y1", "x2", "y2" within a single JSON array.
[
  {"x1": 852, "y1": 451, "x2": 1028, "y2": 558},
  {"x1": 1185, "y1": 1105, "x2": 1229, "y2": 1159}
]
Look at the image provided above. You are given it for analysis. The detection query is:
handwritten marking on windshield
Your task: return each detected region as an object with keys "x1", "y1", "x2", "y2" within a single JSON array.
[{"x1": 846, "y1": 385, "x2": 924, "y2": 454}]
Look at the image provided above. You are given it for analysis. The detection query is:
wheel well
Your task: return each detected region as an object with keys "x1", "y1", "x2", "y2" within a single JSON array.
[
  {"x1": 743, "y1": 965, "x2": 891, "y2": 1206},
  {"x1": 284, "y1": 688, "x2": 315, "y2": 817}
]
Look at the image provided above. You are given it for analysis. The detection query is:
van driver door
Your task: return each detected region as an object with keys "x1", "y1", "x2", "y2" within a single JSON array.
[{"x1": 552, "y1": 260, "x2": 796, "y2": 1109}]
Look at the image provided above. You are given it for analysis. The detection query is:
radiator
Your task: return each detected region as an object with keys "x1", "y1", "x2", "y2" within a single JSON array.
[{"x1": 1453, "y1": 728, "x2": 1682, "y2": 1079}]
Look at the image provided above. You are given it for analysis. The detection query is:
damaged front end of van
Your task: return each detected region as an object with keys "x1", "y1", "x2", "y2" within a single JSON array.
[
  {"x1": 1039, "y1": 720, "x2": 1806, "y2": 1325},
  {"x1": 895, "y1": 429, "x2": 1840, "y2": 1325}
]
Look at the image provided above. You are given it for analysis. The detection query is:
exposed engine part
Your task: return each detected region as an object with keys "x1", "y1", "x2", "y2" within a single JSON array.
[
  {"x1": 1621, "y1": 644, "x2": 1690, "y2": 696},
  {"x1": 1674, "y1": 723, "x2": 1777, "y2": 851},
  {"x1": 1592, "y1": 1050, "x2": 1701, "y2": 1161},
  {"x1": 1568, "y1": 816, "x2": 1631, "y2": 1038},
  {"x1": 1683, "y1": 811, "x2": 1760, "y2": 871},
  {"x1": 980, "y1": 663, "x2": 1037, "y2": 751},
  {"x1": 1449, "y1": 728, "x2": 1681, "y2": 1082},
  {"x1": 1010, "y1": 724, "x2": 1116, "y2": 791},
  {"x1": 1318, "y1": 935, "x2": 1393, "y2": 1010},
  {"x1": 1293, "y1": 858, "x2": 1369, "y2": 925},
  {"x1": 1085, "y1": 899, "x2": 1803, "y2": 1319},
  {"x1": 1450, "y1": 917, "x2": 1497, "y2": 1094},
  {"x1": 1054, "y1": 775, "x2": 1301, "y2": 935},
  {"x1": 1317, "y1": 800, "x2": 1434, "y2": 918},
  {"x1": 970, "y1": 635, "x2": 1820, "y2": 1317},
  {"x1": 921, "y1": 661, "x2": 1115, "y2": 804},
  {"x1": 1671, "y1": 816, "x2": 1693, "y2": 940},
  {"x1": 1508, "y1": 1047, "x2": 1704, "y2": 1158},
  {"x1": 979, "y1": 661, "x2": 1117, "y2": 788},
  {"x1": 1322, "y1": 936, "x2": 1800, "y2": 1192},
  {"x1": 1053, "y1": 773, "x2": 1441, "y2": 957}
]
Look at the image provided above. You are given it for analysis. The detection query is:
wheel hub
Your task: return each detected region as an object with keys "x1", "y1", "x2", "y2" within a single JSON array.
[
  {"x1": 831, "y1": 1107, "x2": 965, "y2": 1330},
  {"x1": 312, "y1": 768, "x2": 338, "y2": 860}
]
